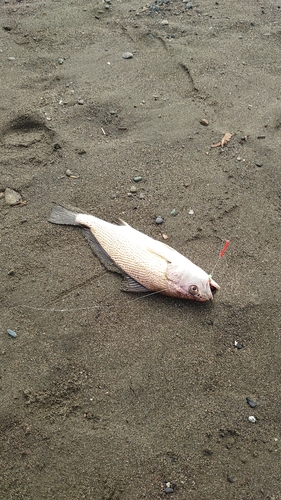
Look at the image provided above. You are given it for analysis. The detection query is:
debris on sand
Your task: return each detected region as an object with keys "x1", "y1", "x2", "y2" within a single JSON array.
[
  {"x1": 211, "y1": 132, "x2": 232, "y2": 148},
  {"x1": 5, "y1": 188, "x2": 22, "y2": 206}
]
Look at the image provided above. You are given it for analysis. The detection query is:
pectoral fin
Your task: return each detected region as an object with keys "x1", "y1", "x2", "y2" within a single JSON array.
[{"x1": 146, "y1": 243, "x2": 173, "y2": 264}]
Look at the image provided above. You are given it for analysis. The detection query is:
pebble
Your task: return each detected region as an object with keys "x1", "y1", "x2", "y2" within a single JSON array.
[
  {"x1": 188, "y1": 209, "x2": 194, "y2": 215},
  {"x1": 78, "y1": 99, "x2": 84, "y2": 105},
  {"x1": 185, "y1": 1, "x2": 193, "y2": 9},
  {"x1": 248, "y1": 415, "x2": 256, "y2": 423},
  {"x1": 122, "y1": 52, "x2": 133, "y2": 59},
  {"x1": 8, "y1": 56, "x2": 16, "y2": 61},
  {"x1": 200, "y1": 118, "x2": 209, "y2": 126},
  {"x1": 164, "y1": 487, "x2": 174, "y2": 494},
  {"x1": 58, "y1": 58, "x2": 64, "y2": 64},
  {"x1": 236, "y1": 156, "x2": 242, "y2": 161},
  {"x1": 7, "y1": 329, "x2": 17, "y2": 338},
  {"x1": 156, "y1": 216, "x2": 163, "y2": 224},
  {"x1": 130, "y1": 185, "x2": 137, "y2": 193},
  {"x1": 5, "y1": 188, "x2": 22, "y2": 205},
  {"x1": 133, "y1": 176, "x2": 142, "y2": 182},
  {"x1": 255, "y1": 160, "x2": 263, "y2": 167},
  {"x1": 246, "y1": 397, "x2": 257, "y2": 408},
  {"x1": 161, "y1": 20, "x2": 169, "y2": 26},
  {"x1": 65, "y1": 169, "x2": 73, "y2": 177},
  {"x1": 170, "y1": 208, "x2": 178, "y2": 216},
  {"x1": 139, "y1": 192, "x2": 145, "y2": 199},
  {"x1": 234, "y1": 341, "x2": 243, "y2": 349}
]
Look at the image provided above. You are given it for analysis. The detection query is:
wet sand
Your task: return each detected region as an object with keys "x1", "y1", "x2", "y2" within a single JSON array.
[{"x1": 1, "y1": 1, "x2": 280, "y2": 498}]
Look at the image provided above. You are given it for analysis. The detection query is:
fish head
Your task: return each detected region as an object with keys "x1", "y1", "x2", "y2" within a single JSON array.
[
  {"x1": 182, "y1": 275, "x2": 220, "y2": 301},
  {"x1": 166, "y1": 261, "x2": 220, "y2": 301}
]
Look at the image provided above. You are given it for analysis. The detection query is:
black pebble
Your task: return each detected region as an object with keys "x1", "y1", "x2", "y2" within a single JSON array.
[
  {"x1": 234, "y1": 342, "x2": 243, "y2": 349},
  {"x1": 246, "y1": 397, "x2": 257, "y2": 408},
  {"x1": 164, "y1": 487, "x2": 174, "y2": 494}
]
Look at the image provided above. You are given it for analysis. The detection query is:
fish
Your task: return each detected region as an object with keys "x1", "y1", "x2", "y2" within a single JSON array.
[{"x1": 48, "y1": 205, "x2": 220, "y2": 302}]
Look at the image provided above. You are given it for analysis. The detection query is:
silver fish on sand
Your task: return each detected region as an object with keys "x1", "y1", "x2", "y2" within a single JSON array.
[{"x1": 48, "y1": 205, "x2": 220, "y2": 302}]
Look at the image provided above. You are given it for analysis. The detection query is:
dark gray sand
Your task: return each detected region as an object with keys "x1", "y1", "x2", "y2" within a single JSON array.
[{"x1": 1, "y1": 1, "x2": 280, "y2": 498}]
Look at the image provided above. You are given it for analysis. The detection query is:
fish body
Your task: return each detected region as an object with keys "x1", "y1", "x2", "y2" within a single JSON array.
[{"x1": 49, "y1": 205, "x2": 220, "y2": 302}]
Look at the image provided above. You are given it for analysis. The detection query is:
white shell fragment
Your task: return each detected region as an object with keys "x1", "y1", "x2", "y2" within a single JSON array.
[
  {"x1": 248, "y1": 416, "x2": 256, "y2": 423},
  {"x1": 5, "y1": 188, "x2": 22, "y2": 206}
]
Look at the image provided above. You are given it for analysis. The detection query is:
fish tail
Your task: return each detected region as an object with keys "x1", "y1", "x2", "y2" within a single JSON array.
[{"x1": 48, "y1": 205, "x2": 80, "y2": 226}]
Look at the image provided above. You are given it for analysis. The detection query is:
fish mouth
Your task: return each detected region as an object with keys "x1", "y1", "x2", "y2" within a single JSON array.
[{"x1": 209, "y1": 277, "x2": 220, "y2": 296}]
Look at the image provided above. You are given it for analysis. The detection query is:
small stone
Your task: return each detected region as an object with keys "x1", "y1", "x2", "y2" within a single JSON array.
[
  {"x1": 65, "y1": 169, "x2": 73, "y2": 177},
  {"x1": 156, "y1": 216, "x2": 163, "y2": 224},
  {"x1": 246, "y1": 397, "x2": 257, "y2": 408},
  {"x1": 248, "y1": 415, "x2": 256, "y2": 423},
  {"x1": 237, "y1": 156, "x2": 242, "y2": 161},
  {"x1": 78, "y1": 99, "x2": 84, "y2": 105},
  {"x1": 122, "y1": 52, "x2": 133, "y2": 59},
  {"x1": 139, "y1": 192, "x2": 145, "y2": 199},
  {"x1": 133, "y1": 176, "x2": 142, "y2": 182},
  {"x1": 185, "y1": 1, "x2": 193, "y2": 9},
  {"x1": 188, "y1": 209, "x2": 194, "y2": 215},
  {"x1": 58, "y1": 58, "x2": 64, "y2": 64},
  {"x1": 164, "y1": 487, "x2": 174, "y2": 494},
  {"x1": 200, "y1": 118, "x2": 209, "y2": 126},
  {"x1": 130, "y1": 185, "x2": 137, "y2": 193},
  {"x1": 5, "y1": 188, "x2": 22, "y2": 206},
  {"x1": 7, "y1": 329, "x2": 17, "y2": 338},
  {"x1": 161, "y1": 20, "x2": 169, "y2": 26},
  {"x1": 255, "y1": 160, "x2": 263, "y2": 167},
  {"x1": 234, "y1": 341, "x2": 243, "y2": 349},
  {"x1": 8, "y1": 56, "x2": 16, "y2": 61},
  {"x1": 170, "y1": 208, "x2": 178, "y2": 216}
]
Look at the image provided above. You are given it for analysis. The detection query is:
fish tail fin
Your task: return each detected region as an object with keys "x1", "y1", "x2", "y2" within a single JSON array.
[{"x1": 48, "y1": 205, "x2": 80, "y2": 226}]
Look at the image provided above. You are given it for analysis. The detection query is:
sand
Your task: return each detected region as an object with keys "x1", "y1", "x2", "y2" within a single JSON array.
[{"x1": 1, "y1": 0, "x2": 280, "y2": 498}]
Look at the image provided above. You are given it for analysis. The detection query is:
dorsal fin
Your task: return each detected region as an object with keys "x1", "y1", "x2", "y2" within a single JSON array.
[{"x1": 118, "y1": 218, "x2": 130, "y2": 226}]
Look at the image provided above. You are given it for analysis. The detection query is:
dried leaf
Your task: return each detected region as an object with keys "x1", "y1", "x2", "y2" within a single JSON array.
[
  {"x1": 211, "y1": 132, "x2": 232, "y2": 148},
  {"x1": 221, "y1": 132, "x2": 232, "y2": 146}
]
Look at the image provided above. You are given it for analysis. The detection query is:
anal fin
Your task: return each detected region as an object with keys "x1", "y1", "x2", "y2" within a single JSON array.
[{"x1": 83, "y1": 228, "x2": 122, "y2": 274}]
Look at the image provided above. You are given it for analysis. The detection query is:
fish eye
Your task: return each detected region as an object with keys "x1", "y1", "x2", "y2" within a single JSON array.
[{"x1": 188, "y1": 284, "x2": 199, "y2": 295}]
